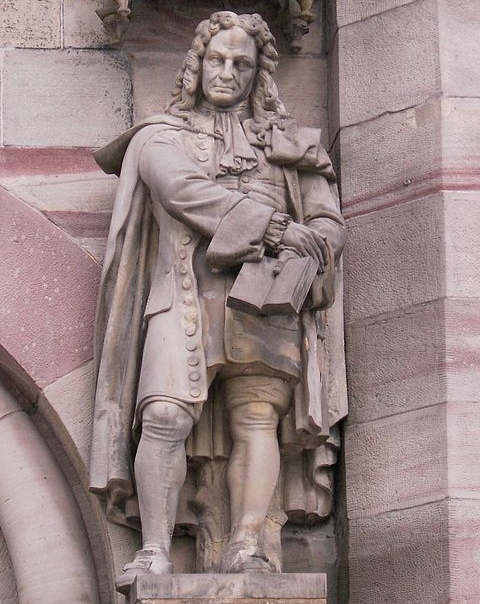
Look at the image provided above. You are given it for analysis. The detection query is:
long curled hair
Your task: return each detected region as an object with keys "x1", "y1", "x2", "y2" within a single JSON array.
[{"x1": 165, "y1": 11, "x2": 288, "y2": 142}]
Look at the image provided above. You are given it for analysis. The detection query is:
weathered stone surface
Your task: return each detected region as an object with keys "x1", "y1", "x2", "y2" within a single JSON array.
[
  {"x1": 132, "y1": 51, "x2": 187, "y2": 121},
  {"x1": 3, "y1": 50, "x2": 132, "y2": 147},
  {"x1": 445, "y1": 299, "x2": 480, "y2": 403},
  {"x1": 346, "y1": 300, "x2": 445, "y2": 425},
  {"x1": 337, "y1": 0, "x2": 440, "y2": 127},
  {"x1": 339, "y1": 99, "x2": 441, "y2": 215},
  {"x1": 336, "y1": 0, "x2": 419, "y2": 27},
  {"x1": 445, "y1": 194, "x2": 480, "y2": 298},
  {"x1": 439, "y1": 0, "x2": 480, "y2": 98},
  {"x1": 0, "y1": 148, "x2": 99, "y2": 178},
  {"x1": 0, "y1": 0, "x2": 61, "y2": 48},
  {"x1": 0, "y1": 530, "x2": 16, "y2": 604},
  {"x1": 449, "y1": 499, "x2": 480, "y2": 603},
  {"x1": 345, "y1": 403, "x2": 447, "y2": 519},
  {"x1": 0, "y1": 386, "x2": 100, "y2": 604},
  {"x1": 283, "y1": 523, "x2": 337, "y2": 604},
  {"x1": 0, "y1": 186, "x2": 100, "y2": 388},
  {"x1": 128, "y1": 573, "x2": 327, "y2": 604},
  {"x1": 276, "y1": 56, "x2": 329, "y2": 135},
  {"x1": 42, "y1": 361, "x2": 95, "y2": 467},
  {"x1": 447, "y1": 402, "x2": 480, "y2": 499},
  {"x1": 64, "y1": 0, "x2": 111, "y2": 49},
  {"x1": 442, "y1": 97, "x2": 480, "y2": 173},
  {"x1": 349, "y1": 501, "x2": 449, "y2": 604},
  {"x1": 344, "y1": 194, "x2": 443, "y2": 321}
]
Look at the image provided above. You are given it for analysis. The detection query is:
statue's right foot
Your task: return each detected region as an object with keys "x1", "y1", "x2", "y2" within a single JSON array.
[{"x1": 115, "y1": 548, "x2": 172, "y2": 594}]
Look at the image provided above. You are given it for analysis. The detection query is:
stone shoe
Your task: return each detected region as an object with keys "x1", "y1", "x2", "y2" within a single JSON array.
[
  {"x1": 116, "y1": 548, "x2": 173, "y2": 594},
  {"x1": 221, "y1": 541, "x2": 274, "y2": 574}
]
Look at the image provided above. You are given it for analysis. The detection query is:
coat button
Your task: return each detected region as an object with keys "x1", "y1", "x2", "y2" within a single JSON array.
[
  {"x1": 184, "y1": 295, "x2": 194, "y2": 306},
  {"x1": 182, "y1": 278, "x2": 192, "y2": 290},
  {"x1": 197, "y1": 132, "x2": 208, "y2": 139},
  {"x1": 197, "y1": 153, "x2": 209, "y2": 162},
  {"x1": 181, "y1": 235, "x2": 192, "y2": 245},
  {"x1": 190, "y1": 387, "x2": 201, "y2": 398},
  {"x1": 180, "y1": 265, "x2": 188, "y2": 275},
  {"x1": 185, "y1": 311, "x2": 197, "y2": 322},
  {"x1": 241, "y1": 174, "x2": 250, "y2": 183},
  {"x1": 185, "y1": 325, "x2": 196, "y2": 336},
  {"x1": 189, "y1": 371, "x2": 201, "y2": 382},
  {"x1": 198, "y1": 141, "x2": 209, "y2": 150},
  {"x1": 188, "y1": 356, "x2": 200, "y2": 366},
  {"x1": 179, "y1": 250, "x2": 187, "y2": 259},
  {"x1": 185, "y1": 341, "x2": 197, "y2": 351}
]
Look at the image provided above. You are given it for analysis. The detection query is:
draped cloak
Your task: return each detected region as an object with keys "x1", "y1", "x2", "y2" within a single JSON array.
[{"x1": 88, "y1": 112, "x2": 348, "y2": 530}]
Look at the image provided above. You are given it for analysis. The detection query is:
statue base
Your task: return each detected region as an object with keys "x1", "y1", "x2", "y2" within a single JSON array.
[{"x1": 123, "y1": 573, "x2": 327, "y2": 604}]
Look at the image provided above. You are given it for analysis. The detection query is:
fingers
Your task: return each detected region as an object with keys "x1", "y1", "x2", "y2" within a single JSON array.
[{"x1": 282, "y1": 223, "x2": 329, "y2": 272}]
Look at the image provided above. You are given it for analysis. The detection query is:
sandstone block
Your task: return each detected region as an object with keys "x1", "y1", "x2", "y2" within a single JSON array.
[
  {"x1": 337, "y1": 0, "x2": 440, "y2": 128},
  {"x1": 0, "y1": 0, "x2": 61, "y2": 48},
  {"x1": 64, "y1": 0, "x2": 111, "y2": 49},
  {"x1": 442, "y1": 97, "x2": 480, "y2": 173},
  {"x1": 42, "y1": 361, "x2": 95, "y2": 467},
  {"x1": 349, "y1": 501, "x2": 449, "y2": 604},
  {"x1": 344, "y1": 194, "x2": 443, "y2": 321},
  {"x1": 127, "y1": 573, "x2": 326, "y2": 604},
  {"x1": 0, "y1": 187, "x2": 100, "y2": 387},
  {"x1": 3, "y1": 50, "x2": 132, "y2": 147},
  {"x1": 336, "y1": 0, "x2": 419, "y2": 27},
  {"x1": 339, "y1": 99, "x2": 441, "y2": 214},
  {"x1": 132, "y1": 51, "x2": 188, "y2": 121},
  {"x1": 445, "y1": 193, "x2": 480, "y2": 298},
  {"x1": 345, "y1": 299, "x2": 445, "y2": 424},
  {"x1": 447, "y1": 402, "x2": 480, "y2": 498},
  {"x1": 448, "y1": 499, "x2": 480, "y2": 603},
  {"x1": 345, "y1": 404, "x2": 447, "y2": 519},
  {"x1": 444, "y1": 299, "x2": 480, "y2": 402},
  {"x1": 276, "y1": 56, "x2": 329, "y2": 133},
  {"x1": 439, "y1": 0, "x2": 480, "y2": 98}
]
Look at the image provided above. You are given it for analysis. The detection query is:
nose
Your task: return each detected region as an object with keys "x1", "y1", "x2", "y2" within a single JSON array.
[{"x1": 219, "y1": 59, "x2": 234, "y2": 81}]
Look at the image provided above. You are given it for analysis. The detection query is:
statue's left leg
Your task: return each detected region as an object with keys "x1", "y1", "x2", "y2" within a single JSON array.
[{"x1": 222, "y1": 375, "x2": 291, "y2": 573}]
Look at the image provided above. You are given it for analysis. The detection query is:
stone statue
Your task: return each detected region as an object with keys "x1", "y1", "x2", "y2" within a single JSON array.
[{"x1": 89, "y1": 11, "x2": 347, "y2": 589}]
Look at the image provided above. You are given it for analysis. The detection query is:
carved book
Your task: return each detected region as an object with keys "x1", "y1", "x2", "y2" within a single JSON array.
[{"x1": 227, "y1": 255, "x2": 319, "y2": 315}]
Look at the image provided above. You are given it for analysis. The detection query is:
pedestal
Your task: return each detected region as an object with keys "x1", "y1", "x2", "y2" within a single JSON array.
[{"x1": 124, "y1": 573, "x2": 327, "y2": 604}]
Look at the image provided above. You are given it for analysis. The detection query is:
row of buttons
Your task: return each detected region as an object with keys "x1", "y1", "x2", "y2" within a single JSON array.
[
  {"x1": 197, "y1": 132, "x2": 209, "y2": 163},
  {"x1": 180, "y1": 231, "x2": 202, "y2": 398}
]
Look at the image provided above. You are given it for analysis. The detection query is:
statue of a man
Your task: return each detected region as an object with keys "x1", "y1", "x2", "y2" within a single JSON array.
[{"x1": 89, "y1": 11, "x2": 347, "y2": 587}]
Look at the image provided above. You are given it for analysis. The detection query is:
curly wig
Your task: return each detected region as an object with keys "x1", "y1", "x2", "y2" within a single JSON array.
[{"x1": 165, "y1": 11, "x2": 288, "y2": 140}]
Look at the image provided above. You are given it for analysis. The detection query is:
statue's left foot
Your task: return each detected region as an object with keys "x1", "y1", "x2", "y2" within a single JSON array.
[
  {"x1": 115, "y1": 548, "x2": 172, "y2": 594},
  {"x1": 221, "y1": 542, "x2": 274, "y2": 574}
]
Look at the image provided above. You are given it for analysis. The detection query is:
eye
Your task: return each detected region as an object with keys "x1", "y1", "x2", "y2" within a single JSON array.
[
  {"x1": 235, "y1": 60, "x2": 253, "y2": 71},
  {"x1": 208, "y1": 56, "x2": 223, "y2": 67}
]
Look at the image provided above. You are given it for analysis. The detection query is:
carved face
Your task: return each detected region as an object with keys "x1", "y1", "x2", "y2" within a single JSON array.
[{"x1": 202, "y1": 26, "x2": 258, "y2": 108}]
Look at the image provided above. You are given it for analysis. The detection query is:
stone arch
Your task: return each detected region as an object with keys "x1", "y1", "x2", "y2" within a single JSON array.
[
  {"x1": 0, "y1": 186, "x2": 119, "y2": 603},
  {"x1": 0, "y1": 376, "x2": 100, "y2": 604}
]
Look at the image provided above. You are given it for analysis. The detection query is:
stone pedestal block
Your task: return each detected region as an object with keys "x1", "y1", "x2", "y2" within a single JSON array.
[{"x1": 124, "y1": 574, "x2": 326, "y2": 604}]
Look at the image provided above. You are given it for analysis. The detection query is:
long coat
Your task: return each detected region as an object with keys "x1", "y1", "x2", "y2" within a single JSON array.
[{"x1": 89, "y1": 113, "x2": 348, "y2": 529}]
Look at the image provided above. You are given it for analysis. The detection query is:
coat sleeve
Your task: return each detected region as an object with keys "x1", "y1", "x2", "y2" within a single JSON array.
[{"x1": 138, "y1": 128, "x2": 275, "y2": 266}]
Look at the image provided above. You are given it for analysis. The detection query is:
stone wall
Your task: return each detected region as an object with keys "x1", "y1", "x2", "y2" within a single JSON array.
[
  {"x1": 0, "y1": 2, "x2": 336, "y2": 603},
  {"x1": 331, "y1": 0, "x2": 480, "y2": 602}
]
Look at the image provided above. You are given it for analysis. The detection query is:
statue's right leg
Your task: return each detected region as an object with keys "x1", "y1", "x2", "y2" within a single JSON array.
[{"x1": 120, "y1": 400, "x2": 194, "y2": 583}]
